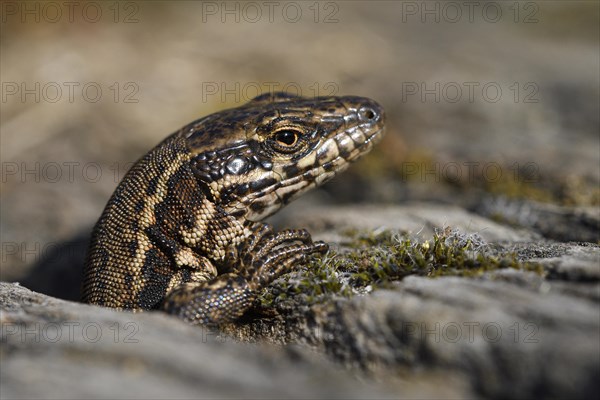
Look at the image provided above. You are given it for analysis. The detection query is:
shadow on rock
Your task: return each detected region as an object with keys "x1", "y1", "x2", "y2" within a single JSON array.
[{"x1": 19, "y1": 232, "x2": 90, "y2": 302}]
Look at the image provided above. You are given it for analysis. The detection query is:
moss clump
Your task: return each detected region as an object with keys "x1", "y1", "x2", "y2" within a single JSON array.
[
  {"x1": 258, "y1": 251, "x2": 354, "y2": 310},
  {"x1": 342, "y1": 228, "x2": 543, "y2": 287},
  {"x1": 259, "y1": 227, "x2": 543, "y2": 309}
]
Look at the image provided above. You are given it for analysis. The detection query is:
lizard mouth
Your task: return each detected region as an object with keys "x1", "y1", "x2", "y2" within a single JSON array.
[{"x1": 278, "y1": 125, "x2": 385, "y2": 188}]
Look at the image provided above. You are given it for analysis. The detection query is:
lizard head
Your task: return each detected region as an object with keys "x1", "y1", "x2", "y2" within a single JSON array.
[{"x1": 185, "y1": 92, "x2": 385, "y2": 223}]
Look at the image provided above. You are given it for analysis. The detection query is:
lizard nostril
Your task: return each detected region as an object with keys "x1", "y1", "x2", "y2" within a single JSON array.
[{"x1": 359, "y1": 107, "x2": 377, "y2": 122}]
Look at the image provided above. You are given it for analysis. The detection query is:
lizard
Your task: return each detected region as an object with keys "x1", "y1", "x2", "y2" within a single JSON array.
[{"x1": 82, "y1": 92, "x2": 385, "y2": 325}]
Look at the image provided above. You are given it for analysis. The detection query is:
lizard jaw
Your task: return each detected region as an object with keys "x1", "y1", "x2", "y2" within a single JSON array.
[{"x1": 239, "y1": 124, "x2": 385, "y2": 222}]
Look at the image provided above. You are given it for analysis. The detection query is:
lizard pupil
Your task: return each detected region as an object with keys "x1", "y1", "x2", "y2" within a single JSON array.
[{"x1": 275, "y1": 130, "x2": 298, "y2": 146}]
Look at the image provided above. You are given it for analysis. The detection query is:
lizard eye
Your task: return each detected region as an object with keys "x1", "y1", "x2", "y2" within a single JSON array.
[
  {"x1": 275, "y1": 130, "x2": 299, "y2": 146},
  {"x1": 270, "y1": 129, "x2": 303, "y2": 153}
]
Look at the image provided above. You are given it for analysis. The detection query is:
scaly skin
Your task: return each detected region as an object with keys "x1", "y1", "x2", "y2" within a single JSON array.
[{"x1": 82, "y1": 92, "x2": 385, "y2": 325}]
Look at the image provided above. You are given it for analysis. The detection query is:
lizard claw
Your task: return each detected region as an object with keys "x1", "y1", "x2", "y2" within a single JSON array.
[{"x1": 238, "y1": 226, "x2": 328, "y2": 289}]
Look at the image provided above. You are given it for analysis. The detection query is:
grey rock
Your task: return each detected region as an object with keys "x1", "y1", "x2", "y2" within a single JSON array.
[
  {"x1": 309, "y1": 275, "x2": 599, "y2": 399},
  {"x1": 271, "y1": 202, "x2": 541, "y2": 243},
  {"x1": 3, "y1": 203, "x2": 600, "y2": 399},
  {"x1": 476, "y1": 197, "x2": 599, "y2": 243},
  {"x1": 533, "y1": 244, "x2": 600, "y2": 281},
  {"x1": 4, "y1": 203, "x2": 600, "y2": 399},
  {"x1": 0, "y1": 282, "x2": 403, "y2": 400}
]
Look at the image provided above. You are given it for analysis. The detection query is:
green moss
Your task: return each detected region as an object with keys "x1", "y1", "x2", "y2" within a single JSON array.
[{"x1": 259, "y1": 228, "x2": 544, "y2": 309}]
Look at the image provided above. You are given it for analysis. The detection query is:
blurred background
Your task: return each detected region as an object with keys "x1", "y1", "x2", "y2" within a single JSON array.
[{"x1": 1, "y1": 1, "x2": 598, "y2": 290}]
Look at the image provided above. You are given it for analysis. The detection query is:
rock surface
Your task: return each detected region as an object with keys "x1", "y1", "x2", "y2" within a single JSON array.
[
  {"x1": 1, "y1": 282, "x2": 402, "y2": 400},
  {"x1": 2, "y1": 205, "x2": 599, "y2": 399}
]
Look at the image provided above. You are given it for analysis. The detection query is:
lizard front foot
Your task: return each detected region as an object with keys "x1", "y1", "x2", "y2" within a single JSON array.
[
  {"x1": 238, "y1": 223, "x2": 328, "y2": 290},
  {"x1": 162, "y1": 223, "x2": 327, "y2": 325}
]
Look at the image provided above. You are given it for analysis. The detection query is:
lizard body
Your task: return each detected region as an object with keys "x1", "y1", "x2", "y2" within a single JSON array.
[{"x1": 82, "y1": 92, "x2": 385, "y2": 325}]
